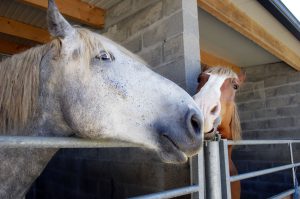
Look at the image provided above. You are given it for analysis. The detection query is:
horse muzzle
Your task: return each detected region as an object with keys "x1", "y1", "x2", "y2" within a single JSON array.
[{"x1": 157, "y1": 107, "x2": 204, "y2": 163}]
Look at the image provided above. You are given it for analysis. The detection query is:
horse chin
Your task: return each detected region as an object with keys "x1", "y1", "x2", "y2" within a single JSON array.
[{"x1": 157, "y1": 135, "x2": 188, "y2": 164}]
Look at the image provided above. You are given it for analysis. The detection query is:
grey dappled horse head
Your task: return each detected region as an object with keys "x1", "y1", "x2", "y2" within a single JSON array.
[{"x1": 0, "y1": 0, "x2": 203, "y2": 198}]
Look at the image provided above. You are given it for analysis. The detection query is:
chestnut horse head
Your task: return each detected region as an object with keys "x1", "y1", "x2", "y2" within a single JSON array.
[{"x1": 193, "y1": 66, "x2": 245, "y2": 140}]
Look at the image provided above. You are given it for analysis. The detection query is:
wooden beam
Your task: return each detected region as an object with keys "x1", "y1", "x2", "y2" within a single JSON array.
[
  {"x1": 0, "y1": 17, "x2": 50, "y2": 43},
  {"x1": 0, "y1": 39, "x2": 31, "y2": 55},
  {"x1": 200, "y1": 50, "x2": 241, "y2": 73},
  {"x1": 197, "y1": 0, "x2": 300, "y2": 71},
  {"x1": 18, "y1": 0, "x2": 105, "y2": 28}
]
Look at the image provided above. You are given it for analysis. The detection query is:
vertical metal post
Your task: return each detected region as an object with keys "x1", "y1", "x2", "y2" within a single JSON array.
[
  {"x1": 219, "y1": 139, "x2": 232, "y2": 199},
  {"x1": 289, "y1": 143, "x2": 296, "y2": 187},
  {"x1": 205, "y1": 141, "x2": 222, "y2": 199},
  {"x1": 190, "y1": 148, "x2": 205, "y2": 199}
]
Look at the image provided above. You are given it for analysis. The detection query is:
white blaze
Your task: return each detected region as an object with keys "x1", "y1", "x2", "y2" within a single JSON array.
[{"x1": 193, "y1": 74, "x2": 227, "y2": 133}]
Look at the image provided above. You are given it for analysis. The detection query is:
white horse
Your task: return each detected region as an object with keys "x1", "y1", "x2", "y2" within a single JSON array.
[{"x1": 0, "y1": 1, "x2": 204, "y2": 198}]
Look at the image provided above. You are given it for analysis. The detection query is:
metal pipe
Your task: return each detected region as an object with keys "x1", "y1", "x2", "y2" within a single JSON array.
[
  {"x1": 289, "y1": 143, "x2": 296, "y2": 187},
  {"x1": 268, "y1": 187, "x2": 299, "y2": 199},
  {"x1": 129, "y1": 185, "x2": 200, "y2": 199},
  {"x1": 204, "y1": 141, "x2": 222, "y2": 199},
  {"x1": 227, "y1": 140, "x2": 300, "y2": 146},
  {"x1": 230, "y1": 162, "x2": 300, "y2": 182},
  {"x1": 190, "y1": 150, "x2": 205, "y2": 199},
  {"x1": 0, "y1": 136, "x2": 142, "y2": 148},
  {"x1": 219, "y1": 140, "x2": 231, "y2": 199}
]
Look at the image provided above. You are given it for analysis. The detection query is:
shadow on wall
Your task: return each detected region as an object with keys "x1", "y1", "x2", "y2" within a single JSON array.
[{"x1": 26, "y1": 148, "x2": 190, "y2": 199}]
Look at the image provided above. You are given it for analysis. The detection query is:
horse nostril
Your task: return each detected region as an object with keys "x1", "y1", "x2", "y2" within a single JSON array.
[
  {"x1": 211, "y1": 105, "x2": 219, "y2": 115},
  {"x1": 186, "y1": 109, "x2": 203, "y2": 137},
  {"x1": 191, "y1": 115, "x2": 201, "y2": 135}
]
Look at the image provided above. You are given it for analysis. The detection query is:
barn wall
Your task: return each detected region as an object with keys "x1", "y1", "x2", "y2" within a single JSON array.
[
  {"x1": 26, "y1": 1, "x2": 201, "y2": 198},
  {"x1": 102, "y1": 0, "x2": 200, "y2": 93},
  {"x1": 234, "y1": 61, "x2": 300, "y2": 198}
]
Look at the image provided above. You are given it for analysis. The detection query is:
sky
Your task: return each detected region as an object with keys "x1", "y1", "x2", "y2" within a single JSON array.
[{"x1": 281, "y1": 0, "x2": 300, "y2": 22}]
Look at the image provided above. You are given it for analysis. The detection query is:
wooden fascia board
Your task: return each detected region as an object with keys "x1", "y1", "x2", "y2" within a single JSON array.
[
  {"x1": 0, "y1": 17, "x2": 50, "y2": 43},
  {"x1": 200, "y1": 50, "x2": 241, "y2": 73},
  {"x1": 197, "y1": 0, "x2": 300, "y2": 71},
  {"x1": 0, "y1": 39, "x2": 31, "y2": 55},
  {"x1": 18, "y1": 0, "x2": 105, "y2": 28}
]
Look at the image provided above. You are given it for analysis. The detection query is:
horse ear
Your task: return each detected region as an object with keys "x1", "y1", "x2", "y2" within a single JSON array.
[
  {"x1": 47, "y1": 0, "x2": 75, "y2": 38},
  {"x1": 238, "y1": 70, "x2": 246, "y2": 85}
]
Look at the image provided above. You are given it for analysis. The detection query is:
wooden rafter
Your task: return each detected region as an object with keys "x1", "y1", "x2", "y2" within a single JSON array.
[
  {"x1": 200, "y1": 50, "x2": 241, "y2": 73},
  {"x1": 18, "y1": 0, "x2": 105, "y2": 28},
  {"x1": 197, "y1": 0, "x2": 300, "y2": 71},
  {"x1": 0, "y1": 17, "x2": 50, "y2": 43},
  {"x1": 0, "y1": 39, "x2": 31, "y2": 55}
]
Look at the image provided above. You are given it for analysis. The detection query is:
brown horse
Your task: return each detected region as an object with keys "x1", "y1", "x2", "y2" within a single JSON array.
[{"x1": 193, "y1": 66, "x2": 245, "y2": 199}]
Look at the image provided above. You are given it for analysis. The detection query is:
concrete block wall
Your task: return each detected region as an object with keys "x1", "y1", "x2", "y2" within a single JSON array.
[
  {"x1": 25, "y1": 0, "x2": 201, "y2": 198},
  {"x1": 234, "y1": 61, "x2": 300, "y2": 198},
  {"x1": 103, "y1": 0, "x2": 200, "y2": 93}
]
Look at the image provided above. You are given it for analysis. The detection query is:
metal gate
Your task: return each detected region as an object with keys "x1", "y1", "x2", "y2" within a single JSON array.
[
  {"x1": 1, "y1": 136, "x2": 299, "y2": 198},
  {"x1": 205, "y1": 140, "x2": 300, "y2": 199},
  {"x1": 0, "y1": 136, "x2": 206, "y2": 199}
]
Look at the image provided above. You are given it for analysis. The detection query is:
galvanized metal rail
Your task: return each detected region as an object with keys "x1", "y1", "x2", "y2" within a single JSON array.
[
  {"x1": 130, "y1": 185, "x2": 200, "y2": 199},
  {"x1": 0, "y1": 136, "x2": 142, "y2": 148},
  {"x1": 206, "y1": 139, "x2": 300, "y2": 199}
]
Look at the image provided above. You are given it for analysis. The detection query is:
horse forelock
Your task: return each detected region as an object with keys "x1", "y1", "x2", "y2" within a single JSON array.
[
  {"x1": 203, "y1": 66, "x2": 238, "y2": 80},
  {"x1": 0, "y1": 40, "x2": 60, "y2": 134}
]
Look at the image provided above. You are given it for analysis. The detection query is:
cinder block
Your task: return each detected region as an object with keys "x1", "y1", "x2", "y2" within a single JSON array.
[
  {"x1": 163, "y1": 34, "x2": 184, "y2": 62},
  {"x1": 238, "y1": 100, "x2": 266, "y2": 112},
  {"x1": 127, "y1": 1, "x2": 163, "y2": 36},
  {"x1": 103, "y1": 24, "x2": 128, "y2": 42},
  {"x1": 133, "y1": 0, "x2": 160, "y2": 13},
  {"x1": 154, "y1": 57, "x2": 185, "y2": 84},
  {"x1": 266, "y1": 96, "x2": 293, "y2": 108},
  {"x1": 264, "y1": 75, "x2": 289, "y2": 88},
  {"x1": 238, "y1": 81, "x2": 264, "y2": 93},
  {"x1": 265, "y1": 82, "x2": 300, "y2": 98},
  {"x1": 236, "y1": 89, "x2": 266, "y2": 102},
  {"x1": 138, "y1": 44, "x2": 163, "y2": 67},
  {"x1": 277, "y1": 104, "x2": 300, "y2": 117},
  {"x1": 253, "y1": 108, "x2": 278, "y2": 119},
  {"x1": 241, "y1": 120, "x2": 269, "y2": 131},
  {"x1": 268, "y1": 117, "x2": 294, "y2": 128},
  {"x1": 105, "y1": 0, "x2": 133, "y2": 27},
  {"x1": 122, "y1": 34, "x2": 142, "y2": 53},
  {"x1": 163, "y1": 0, "x2": 182, "y2": 16},
  {"x1": 143, "y1": 11, "x2": 183, "y2": 48}
]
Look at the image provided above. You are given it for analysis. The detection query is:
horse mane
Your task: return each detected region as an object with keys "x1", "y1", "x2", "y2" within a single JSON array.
[
  {"x1": 0, "y1": 40, "x2": 60, "y2": 134},
  {"x1": 204, "y1": 66, "x2": 242, "y2": 141},
  {"x1": 230, "y1": 103, "x2": 241, "y2": 141}
]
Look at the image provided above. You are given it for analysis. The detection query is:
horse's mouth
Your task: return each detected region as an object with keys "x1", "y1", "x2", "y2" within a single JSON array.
[
  {"x1": 205, "y1": 128, "x2": 215, "y2": 134},
  {"x1": 159, "y1": 134, "x2": 187, "y2": 163}
]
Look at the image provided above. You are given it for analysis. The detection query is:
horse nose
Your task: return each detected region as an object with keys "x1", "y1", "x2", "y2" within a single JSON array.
[
  {"x1": 185, "y1": 107, "x2": 203, "y2": 155},
  {"x1": 186, "y1": 108, "x2": 203, "y2": 140}
]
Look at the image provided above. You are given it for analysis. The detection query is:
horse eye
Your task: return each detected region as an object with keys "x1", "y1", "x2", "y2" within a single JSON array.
[
  {"x1": 233, "y1": 84, "x2": 239, "y2": 90},
  {"x1": 96, "y1": 51, "x2": 115, "y2": 62}
]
